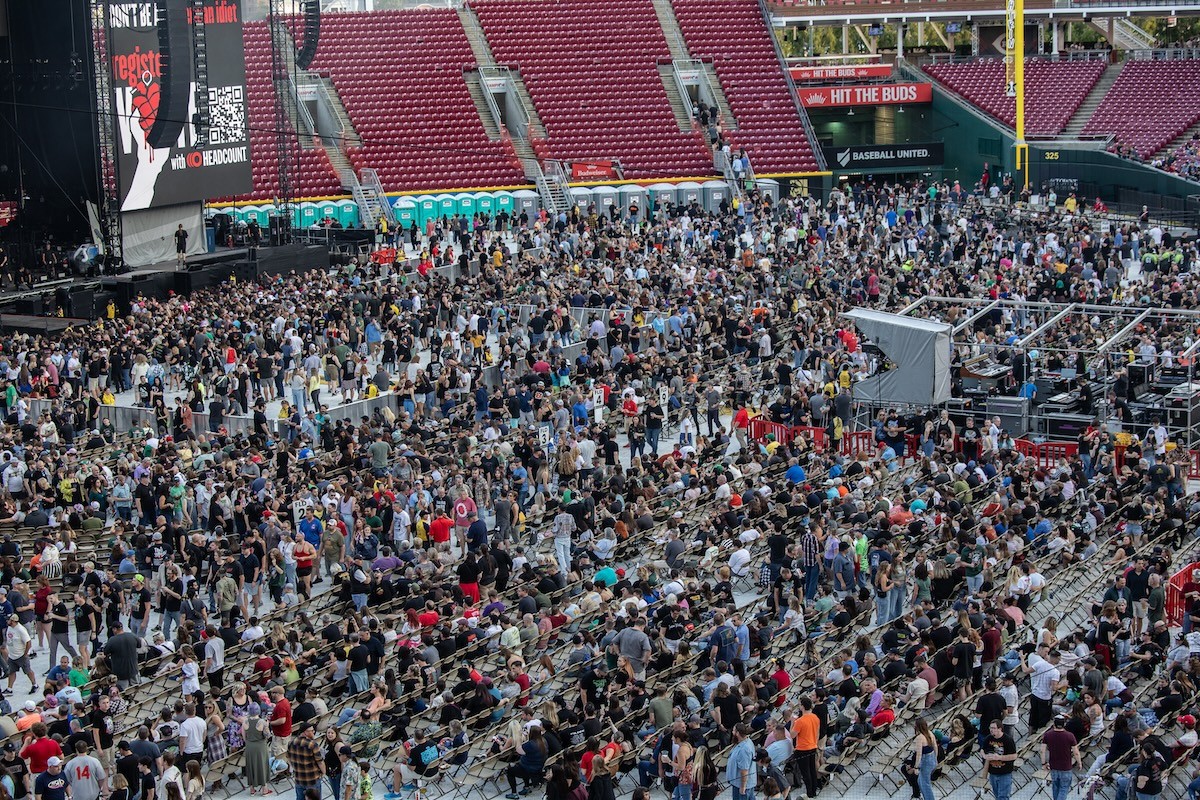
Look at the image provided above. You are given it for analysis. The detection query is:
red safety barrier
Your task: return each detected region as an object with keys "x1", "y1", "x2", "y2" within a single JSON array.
[
  {"x1": 1036, "y1": 441, "x2": 1079, "y2": 470},
  {"x1": 748, "y1": 417, "x2": 792, "y2": 445},
  {"x1": 841, "y1": 430, "x2": 877, "y2": 458},
  {"x1": 1167, "y1": 562, "x2": 1200, "y2": 628},
  {"x1": 1014, "y1": 439, "x2": 1038, "y2": 459},
  {"x1": 905, "y1": 434, "x2": 921, "y2": 461},
  {"x1": 792, "y1": 426, "x2": 827, "y2": 452}
]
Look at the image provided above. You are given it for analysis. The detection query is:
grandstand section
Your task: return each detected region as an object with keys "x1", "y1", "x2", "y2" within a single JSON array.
[
  {"x1": 923, "y1": 57, "x2": 1106, "y2": 137},
  {"x1": 471, "y1": 0, "x2": 715, "y2": 180},
  {"x1": 1081, "y1": 56, "x2": 1200, "y2": 158},
  {"x1": 303, "y1": 10, "x2": 527, "y2": 192},
  {"x1": 671, "y1": 0, "x2": 821, "y2": 173},
  {"x1": 238, "y1": 22, "x2": 343, "y2": 202}
]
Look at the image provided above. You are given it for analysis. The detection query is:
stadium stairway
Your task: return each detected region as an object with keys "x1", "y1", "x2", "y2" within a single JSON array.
[
  {"x1": 658, "y1": 64, "x2": 695, "y2": 131},
  {"x1": 1153, "y1": 116, "x2": 1200, "y2": 162},
  {"x1": 651, "y1": 0, "x2": 692, "y2": 61},
  {"x1": 1060, "y1": 60, "x2": 1125, "y2": 138}
]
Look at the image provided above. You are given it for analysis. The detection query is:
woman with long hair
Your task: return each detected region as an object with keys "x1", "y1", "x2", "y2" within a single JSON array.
[
  {"x1": 504, "y1": 725, "x2": 547, "y2": 799},
  {"x1": 912, "y1": 719, "x2": 938, "y2": 800},
  {"x1": 692, "y1": 746, "x2": 719, "y2": 800}
]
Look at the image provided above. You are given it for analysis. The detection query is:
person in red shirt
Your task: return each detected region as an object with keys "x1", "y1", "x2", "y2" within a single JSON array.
[
  {"x1": 870, "y1": 696, "x2": 896, "y2": 729},
  {"x1": 771, "y1": 661, "x2": 791, "y2": 708},
  {"x1": 268, "y1": 686, "x2": 292, "y2": 756},
  {"x1": 20, "y1": 722, "x2": 62, "y2": 775},
  {"x1": 429, "y1": 511, "x2": 453, "y2": 547},
  {"x1": 252, "y1": 645, "x2": 275, "y2": 686},
  {"x1": 416, "y1": 601, "x2": 440, "y2": 628},
  {"x1": 509, "y1": 661, "x2": 532, "y2": 707}
]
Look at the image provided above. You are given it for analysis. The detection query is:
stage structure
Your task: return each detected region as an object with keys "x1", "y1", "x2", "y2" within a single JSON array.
[
  {"x1": 843, "y1": 309, "x2": 954, "y2": 407},
  {"x1": 90, "y1": 0, "x2": 253, "y2": 267},
  {"x1": 897, "y1": 296, "x2": 1200, "y2": 451}
]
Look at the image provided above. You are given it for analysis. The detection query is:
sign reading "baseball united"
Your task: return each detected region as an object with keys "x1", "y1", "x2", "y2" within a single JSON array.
[{"x1": 822, "y1": 143, "x2": 946, "y2": 170}]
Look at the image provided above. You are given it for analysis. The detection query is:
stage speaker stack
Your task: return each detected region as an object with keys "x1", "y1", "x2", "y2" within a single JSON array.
[
  {"x1": 146, "y1": 0, "x2": 190, "y2": 148},
  {"x1": 234, "y1": 261, "x2": 258, "y2": 284},
  {"x1": 268, "y1": 215, "x2": 290, "y2": 247},
  {"x1": 295, "y1": 0, "x2": 321, "y2": 69}
]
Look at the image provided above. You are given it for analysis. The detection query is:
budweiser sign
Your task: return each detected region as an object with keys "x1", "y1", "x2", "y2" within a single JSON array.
[
  {"x1": 799, "y1": 83, "x2": 932, "y2": 108},
  {"x1": 571, "y1": 160, "x2": 618, "y2": 180},
  {"x1": 790, "y1": 64, "x2": 893, "y2": 81}
]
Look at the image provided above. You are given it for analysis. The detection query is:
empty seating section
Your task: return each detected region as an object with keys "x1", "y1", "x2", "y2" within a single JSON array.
[
  {"x1": 671, "y1": 0, "x2": 819, "y2": 172},
  {"x1": 307, "y1": 10, "x2": 525, "y2": 191},
  {"x1": 1081, "y1": 59, "x2": 1200, "y2": 158},
  {"x1": 232, "y1": 22, "x2": 342, "y2": 202},
  {"x1": 923, "y1": 58, "x2": 1104, "y2": 136},
  {"x1": 472, "y1": 0, "x2": 712, "y2": 179}
]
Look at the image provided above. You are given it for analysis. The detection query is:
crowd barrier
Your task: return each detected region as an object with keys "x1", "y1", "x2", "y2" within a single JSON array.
[{"x1": 1167, "y1": 561, "x2": 1200, "y2": 628}]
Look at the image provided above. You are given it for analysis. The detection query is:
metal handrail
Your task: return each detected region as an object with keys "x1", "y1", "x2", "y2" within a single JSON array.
[
  {"x1": 1128, "y1": 47, "x2": 1200, "y2": 60},
  {"x1": 757, "y1": 0, "x2": 826, "y2": 171},
  {"x1": 467, "y1": 68, "x2": 506, "y2": 135},
  {"x1": 308, "y1": 71, "x2": 349, "y2": 141},
  {"x1": 670, "y1": 61, "x2": 697, "y2": 120},
  {"x1": 287, "y1": 74, "x2": 317, "y2": 137},
  {"x1": 926, "y1": 49, "x2": 1111, "y2": 64}
]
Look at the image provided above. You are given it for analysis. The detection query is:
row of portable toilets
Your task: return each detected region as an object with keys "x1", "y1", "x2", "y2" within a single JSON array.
[{"x1": 213, "y1": 179, "x2": 777, "y2": 229}]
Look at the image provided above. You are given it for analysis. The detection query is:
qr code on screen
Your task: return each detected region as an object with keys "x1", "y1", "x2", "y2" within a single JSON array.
[{"x1": 207, "y1": 85, "x2": 246, "y2": 145}]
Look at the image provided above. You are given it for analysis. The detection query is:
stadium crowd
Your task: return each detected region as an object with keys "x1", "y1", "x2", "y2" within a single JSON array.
[{"x1": 0, "y1": 177, "x2": 1191, "y2": 800}]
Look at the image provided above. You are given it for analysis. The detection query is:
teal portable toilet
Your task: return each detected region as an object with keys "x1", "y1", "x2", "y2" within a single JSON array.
[
  {"x1": 457, "y1": 193, "x2": 476, "y2": 219},
  {"x1": 232, "y1": 206, "x2": 252, "y2": 224},
  {"x1": 436, "y1": 194, "x2": 457, "y2": 221},
  {"x1": 494, "y1": 191, "x2": 514, "y2": 219},
  {"x1": 415, "y1": 195, "x2": 437, "y2": 227},
  {"x1": 392, "y1": 197, "x2": 417, "y2": 229},
  {"x1": 474, "y1": 192, "x2": 495, "y2": 223},
  {"x1": 242, "y1": 205, "x2": 267, "y2": 226},
  {"x1": 299, "y1": 203, "x2": 318, "y2": 228},
  {"x1": 317, "y1": 201, "x2": 340, "y2": 226},
  {"x1": 336, "y1": 200, "x2": 359, "y2": 227}
]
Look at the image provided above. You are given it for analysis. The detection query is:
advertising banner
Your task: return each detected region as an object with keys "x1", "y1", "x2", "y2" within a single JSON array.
[
  {"x1": 109, "y1": 0, "x2": 252, "y2": 211},
  {"x1": 798, "y1": 82, "x2": 932, "y2": 108},
  {"x1": 571, "y1": 161, "x2": 618, "y2": 180},
  {"x1": 790, "y1": 64, "x2": 893, "y2": 81},
  {"x1": 823, "y1": 143, "x2": 945, "y2": 170}
]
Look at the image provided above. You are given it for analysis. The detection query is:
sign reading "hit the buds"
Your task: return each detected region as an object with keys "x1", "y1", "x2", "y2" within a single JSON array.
[{"x1": 799, "y1": 83, "x2": 933, "y2": 108}]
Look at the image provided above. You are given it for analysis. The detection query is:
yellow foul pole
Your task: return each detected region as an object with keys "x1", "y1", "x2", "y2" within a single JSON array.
[{"x1": 1007, "y1": 0, "x2": 1029, "y2": 189}]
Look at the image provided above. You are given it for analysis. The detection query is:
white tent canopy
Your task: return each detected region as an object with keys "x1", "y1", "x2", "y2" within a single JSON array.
[{"x1": 844, "y1": 309, "x2": 953, "y2": 407}]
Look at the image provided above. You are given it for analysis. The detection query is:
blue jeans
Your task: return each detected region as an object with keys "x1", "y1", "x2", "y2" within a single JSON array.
[
  {"x1": 350, "y1": 669, "x2": 368, "y2": 693},
  {"x1": 989, "y1": 772, "x2": 1012, "y2": 800},
  {"x1": 328, "y1": 774, "x2": 340, "y2": 800},
  {"x1": 875, "y1": 595, "x2": 891, "y2": 626},
  {"x1": 803, "y1": 566, "x2": 820, "y2": 601},
  {"x1": 890, "y1": 585, "x2": 906, "y2": 621},
  {"x1": 351, "y1": 593, "x2": 368, "y2": 611},
  {"x1": 646, "y1": 427, "x2": 661, "y2": 455},
  {"x1": 918, "y1": 751, "x2": 936, "y2": 800},
  {"x1": 966, "y1": 573, "x2": 984, "y2": 595},
  {"x1": 732, "y1": 788, "x2": 754, "y2": 800},
  {"x1": 162, "y1": 609, "x2": 180, "y2": 641},
  {"x1": 672, "y1": 784, "x2": 692, "y2": 800},
  {"x1": 1051, "y1": 769, "x2": 1073, "y2": 800},
  {"x1": 295, "y1": 784, "x2": 317, "y2": 800},
  {"x1": 1187, "y1": 775, "x2": 1200, "y2": 800}
]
